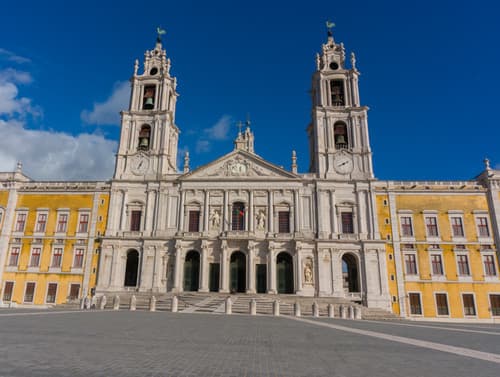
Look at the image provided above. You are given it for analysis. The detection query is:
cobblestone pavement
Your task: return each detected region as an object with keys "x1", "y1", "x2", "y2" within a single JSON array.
[{"x1": 0, "y1": 310, "x2": 499, "y2": 377}]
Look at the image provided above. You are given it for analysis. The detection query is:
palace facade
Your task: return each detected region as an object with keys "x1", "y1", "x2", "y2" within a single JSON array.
[{"x1": 1, "y1": 31, "x2": 499, "y2": 321}]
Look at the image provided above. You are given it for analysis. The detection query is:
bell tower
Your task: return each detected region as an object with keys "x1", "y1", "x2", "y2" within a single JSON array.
[
  {"x1": 307, "y1": 25, "x2": 374, "y2": 180},
  {"x1": 114, "y1": 31, "x2": 180, "y2": 179}
]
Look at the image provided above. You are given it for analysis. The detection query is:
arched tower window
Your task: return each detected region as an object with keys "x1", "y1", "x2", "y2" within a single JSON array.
[
  {"x1": 330, "y1": 80, "x2": 345, "y2": 106},
  {"x1": 232, "y1": 202, "x2": 245, "y2": 231},
  {"x1": 334, "y1": 122, "x2": 348, "y2": 150},
  {"x1": 142, "y1": 85, "x2": 156, "y2": 110},
  {"x1": 138, "y1": 125, "x2": 151, "y2": 151}
]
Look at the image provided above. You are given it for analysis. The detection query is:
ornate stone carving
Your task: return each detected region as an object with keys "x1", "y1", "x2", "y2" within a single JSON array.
[
  {"x1": 209, "y1": 209, "x2": 221, "y2": 229},
  {"x1": 256, "y1": 209, "x2": 266, "y2": 230},
  {"x1": 304, "y1": 258, "x2": 313, "y2": 285}
]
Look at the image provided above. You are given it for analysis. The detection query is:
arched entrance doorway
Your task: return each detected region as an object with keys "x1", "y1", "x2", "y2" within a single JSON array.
[
  {"x1": 276, "y1": 252, "x2": 294, "y2": 294},
  {"x1": 124, "y1": 249, "x2": 139, "y2": 287},
  {"x1": 230, "y1": 251, "x2": 246, "y2": 293},
  {"x1": 342, "y1": 253, "x2": 359, "y2": 292},
  {"x1": 183, "y1": 250, "x2": 200, "y2": 292}
]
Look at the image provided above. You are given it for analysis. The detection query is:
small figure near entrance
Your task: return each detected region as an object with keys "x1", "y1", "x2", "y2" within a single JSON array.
[
  {"x1": 209, "y1": 209, "x2": 221, "y2": 229},
  {"x1": 304, "y1": 260, "x2": 313, "y2": 284},
  {"x1": 256, "y1": 210, "x2": 266, "y2": 230}
]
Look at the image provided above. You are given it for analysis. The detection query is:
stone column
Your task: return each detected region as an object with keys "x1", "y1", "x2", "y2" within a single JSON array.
[
  {"x1": 295, "y1": 244, "x2": 303, "y2": 293},
  {"x1": 268, "y1": 190, "x2": 274, "y2": 234},
  {"x1": 220, "y1": 241, "x2": 229, "y2": 293},
  {"x1": 293, "y1": 190, "x2": 300, "y2": 234},
  {"x1": 203, "y1": 190, "x2": 210, "y2": 233},
  {"x1": 144, "y1": 189, "x2": 152, "y2": 232},
  {"x1": 178, "y1": 190, "x2": 186, "y2": 232},
  {"x1": 119, "y1": 189, "x2": 128, "y2": 231},
  {"x1": 247, "y1": 241, "x2": 256, "y2": 293},
  {"x1": 317, "y1": 188, "x2": 325, "y2": 238},
  {"x1": 249, "y1": 191, "x2": 254, "y2": 233},
  {"x1": 111, "y1": 248, "x2": 125, "y2": 289},
  {"x1": 330, "y1": 190, "x2": 336, "y2": 236},
  {"x1": 200, "y1": 242, "x2": 209, "y2": 292},
  {"x1": 357, "y1": 189, "x2": 367, "y2": 238},
  {"x1": 173, "y1": 243, "x2": 183, "y2": 293},
  {"x1": 223, "y1": 191, "x2": 229, "y2": 232},
  {"x1": 267, "y1": 243, "x2": 276, "y2": 294}
]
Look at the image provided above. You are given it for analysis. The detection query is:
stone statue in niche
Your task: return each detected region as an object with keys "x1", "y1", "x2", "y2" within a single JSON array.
[
  {"x1": 304, "y1": 259, "x2": 313, "y2": 285},
  {"x1": 209, "y1": 209, "x2": 221, "y2": 229},
  {"x1": 256, "y1": 210, "x2": 266, "y2": 230}
]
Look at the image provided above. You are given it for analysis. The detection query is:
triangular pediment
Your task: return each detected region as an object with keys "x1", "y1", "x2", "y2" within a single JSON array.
[{"x1": 180, "y1": 150, "x2": 300, "y2": 180}]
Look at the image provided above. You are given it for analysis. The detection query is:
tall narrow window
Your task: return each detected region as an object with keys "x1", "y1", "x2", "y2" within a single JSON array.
[
  {"x1": 188, "y1": 210, "x2": 200, "y2": 232},
  {"x1": 431, "y1": 254, "x2": 443, "y2": 275},
  {"x1": 341, "y1": 212, "x2": 354, "y2": 234},
  {"x1": 46, "y1": 283, "x2": 57, "y2": 304},
  {"x1": 24, "y1": 282, "x2": 36, "y2": 303},
  {"x1": 334, "y1": 122, "x2": 348, "y2": 149},
  {"x1": 51, "y1": 248, "x2": 63, "y2": 268},
  {"x1": 15, "y1": 213, "x2": 26, "y2": 232},
  {"x1": 231, "y1": 202, "x2": 245, "y2": 231},
  {"x1": 73, "y1": 248, "x2": 84, "y2": 268},
  {"x1": 476, "y1": 217, "x2": 490, "y2": 237},
  {"x1": 3, "y1": 281, "x2": 14, "y2": 301},
  {"x1": 9, "y1": 247, "x2": 20, "y2": 266},
  {"x1": 425, "y1": 217, "x2": 439, "y2": 237},
  {"x1": 138, "y1": 125, "x2": 151, "y2": 151},
  {"x1": 130, "y1": 210, "x2": 141, "y2": 231},
  {"x1": 78, "y1": 214, "x2": 89, "y2": 233},
  {"x1": 35, "y1": 213, "x2": 47, "y2": 233},
  {"x1": 278, "y1": 211, "x2": 290, "y2": 233},
  {"x1": 330, "y1": 80, "x2": 345, "y2": 106},
  {"x1": 400, "y1": 216, "x2": 413, "y2": 237},
  {"x1": 490, "y1": 294, "x2": 500, "y2": 316},
  {"x1": 435, "y1": 293, "x2": 449, "y2": 315},
  {"x1": 404, "y1": 254, "x2": 418, "y2": 275},
  {"x1": 483, "y1": 255, "x2": 497, "y2": 276},
  {"x1": 457, "y1": 255, "x2": 470, "y2": 276},
  {"x1": 69, "y1": 284, "x2": 80, "y2": 300},
  {"x1": 57, "y1": 214, "x2": 68, "y2": 233},
  {"x1": 462, "y1": 294, "x2": 476, "y2": 316},
  {"x1": 409, "y1": 293, "x2": 422, "y2": 315},
  {"x1": 143, "y1": 85, "x2": 156, "y2": 109},
  {"x1": 451, "y1": 217, "x2": 464, "y2": 237},
  {"x1": 30, "y1": 248, "x2": 41, "y2": 267}
]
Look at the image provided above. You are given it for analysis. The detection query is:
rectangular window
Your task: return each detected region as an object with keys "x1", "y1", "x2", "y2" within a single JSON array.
[
  {"x1": 35, "y1": 213, "x2": 47, "y2": 233},
  {"x1": 46, "y1": 283, "x2": 57, "y2": 304},
  {"x1": 457, "y1": 254, "x2": 470, "y2": 276},
  {"x1": 425, "y1": 217, "x2": 439, "y2": 237},
  {"x1": 15, "y1": 213, "x2": 27, "y2": 232},
  {"x1": 490, "y1": 294, "x2": 500, "y2": 316},
  {"x1": 57, "y1": 214, "x2": 68, "y2": 233},
  {"x1": 404, "y1": 254, "x2": 418, "y2": 275},
  {"x1": 231, "y1": 203, "x2": 245, "y2": 231},
  {"x1": 462, "y1": 294, "x2": 476, "y2": 316},
  {"x1": 477, "y1": 217, "x2": 490, "y2": 237},
  {"x1": 24, "y1": 282, "x2": 35, "y2": 303},
  {"x1": 341, "y1": 212, "x2": 354, "y2": 234},
  {"x1": 431, "y1": 254, "x2": 444, "y2": 275},
  {"x1": 278, "y1": 211, "x2": 290, "y2": 233},
  {"x1": 52, "y1": 248, "x2": 63, "y2": 268},
  {"x1": 130, "y1": 210, "x2": 141, "y2": 231},
  {"x1": 3, "y1": 281, "x2": 14, "y2": 301},
  {"x1": 330, "y1": 80, "x2": 345, "y2": 106},
  {"x1": 78, "y1": 214, "x2": 89, "y2": 233},
  {"x1": 188, "y1": 210, "x2": 200, "y2": 232},
  {"x1": 435, "y1": 293, "x2": 449, "y2": 315},
  {"x1": 451, "y1": 217, "x2": 464, "y2": 237},
  {"x1": 400, "y1": 216, "x2": 413, "y2": 237},
  {"x1": 69, "y1": 284, "x2": 80, "y2": 300},
  {"x1": 483, "y1": 255, "x2": 497, "y2": 276},
  {"x1": 409, "y1": 293, "x2": 422, "y2": 315},
  {"x1": 73, "y1": 248, "x2": 84, "y2": 268},
  {"x1": 9, "y1": 247, "x2": 20, "y2": 266},
  {"x1": 30, "y1": 247, "x2": 41, "y2": 267}
]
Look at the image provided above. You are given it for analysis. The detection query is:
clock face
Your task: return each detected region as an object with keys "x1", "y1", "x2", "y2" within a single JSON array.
[
  {"x1": 333, "y1": 155, "x2": 353, "y2": 174},
  {"x1": 131, "y1": 156, "x2": 149, "y2": 175}
]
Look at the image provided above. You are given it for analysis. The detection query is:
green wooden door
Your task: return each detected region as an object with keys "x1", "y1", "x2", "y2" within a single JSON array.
[
  {"x1": 277, "y1": 253, "x2": 293, "y2": 294},
  {"x1": 183, "y1": 251, "x2": 200, "y2": 291},
  {"x1": 230, "y1": 252, "x2": 246, "y2": 292},
  {"x1": 256, "y1": 264, "x2": 267, "y2": 293},
  {"x1": 209, "y1": 263, "x2": 220, "y2": 292}
]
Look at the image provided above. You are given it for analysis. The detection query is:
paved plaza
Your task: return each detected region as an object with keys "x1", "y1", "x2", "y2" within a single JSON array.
[{"x1": 0, "y1": 309, "x2": 499, "y2": 377}]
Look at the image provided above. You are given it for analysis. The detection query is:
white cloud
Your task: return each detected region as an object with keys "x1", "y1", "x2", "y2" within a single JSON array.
[
  {"x1": 81, "y1": 81, "x2": 130, "y2": 125},
  {"x1": 0, "y1": 48, "x2": 30, "y2": 64},
  {"x1": 194, "y1": 115, "x2": 233, "y2": 154},
  {"x1": 0, "y1": 67, "x2": 117, "y2": 180}
]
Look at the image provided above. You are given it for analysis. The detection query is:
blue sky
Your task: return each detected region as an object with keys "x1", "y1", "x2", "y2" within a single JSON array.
[{"x1": 0, "y1": 0, "x2": 498, "y2": 180}]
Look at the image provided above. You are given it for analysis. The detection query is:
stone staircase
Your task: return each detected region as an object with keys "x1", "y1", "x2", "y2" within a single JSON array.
[{"x1": 95, "y1": 291, "x2": 397, "y2": 319}]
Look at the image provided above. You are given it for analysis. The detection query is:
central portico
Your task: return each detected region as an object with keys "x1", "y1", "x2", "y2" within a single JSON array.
[{"x1": 96, "y1": 29, "x2": 390, "y2": 310}]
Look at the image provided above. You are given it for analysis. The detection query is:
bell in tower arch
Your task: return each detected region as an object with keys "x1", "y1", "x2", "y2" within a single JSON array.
[
  {"x1": 143, "y1": 85, "x2": 156, "y2": 110},
  {"x1": 138, "y1": 125, "x2": 151, "y2": 151}
]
